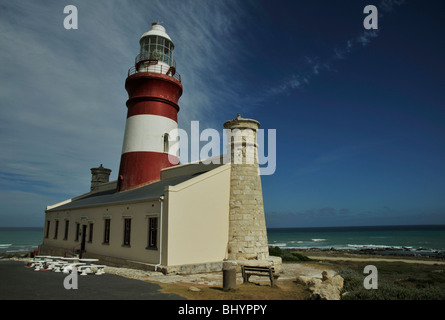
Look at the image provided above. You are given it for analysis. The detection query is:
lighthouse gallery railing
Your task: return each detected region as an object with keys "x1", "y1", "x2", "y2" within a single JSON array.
[{"x1": 128, "y1": 64, "x2": 181, "y2": 82}]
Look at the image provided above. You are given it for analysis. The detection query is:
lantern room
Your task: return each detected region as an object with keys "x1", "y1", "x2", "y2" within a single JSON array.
[{"x1": 135, "y1": 22, "x2": 176, "y2": 75}]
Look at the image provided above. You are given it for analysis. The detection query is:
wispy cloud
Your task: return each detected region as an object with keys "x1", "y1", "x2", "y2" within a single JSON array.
[
  {"x1": 0, "y1": 0, "x2": 247, "y2": 207},
  {"x1": 379, "y1": 0, "x2": 406, "y2": 13},
  {"x1": 269, "y1": 0, "x2": 405, "y2": 95}
]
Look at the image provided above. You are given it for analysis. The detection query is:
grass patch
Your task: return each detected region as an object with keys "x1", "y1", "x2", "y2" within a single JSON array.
[
  {"x1": 269, "y1": 246, "x2": 312, "y2": 262},
  {"x1": 335, "y1": 261, "x2": 445, "y2": 300}
]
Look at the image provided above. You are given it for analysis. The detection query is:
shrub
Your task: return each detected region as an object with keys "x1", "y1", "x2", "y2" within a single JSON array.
[
  {"x1": 338, "y1": 266, "x2": 445, "y2": 300},
  {"x1": 269, "y1": 246, "x2": 283, "y2": 257},
  {"x1": 269, "y1": 246, "x2": 312, "y2": 262}
]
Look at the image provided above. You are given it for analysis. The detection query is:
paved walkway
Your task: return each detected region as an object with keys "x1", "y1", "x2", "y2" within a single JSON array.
[{"x1": 0, "y1": 261, "x2": 185, "y2": 300}]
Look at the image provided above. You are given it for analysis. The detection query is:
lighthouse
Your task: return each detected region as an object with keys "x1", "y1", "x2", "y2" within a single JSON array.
[
  {"x1": 117, "y1": 23, "x2": 183, "y2": 192},
  {"x1": 42, "y1": 21, "x2": 281, "y2": 275}
]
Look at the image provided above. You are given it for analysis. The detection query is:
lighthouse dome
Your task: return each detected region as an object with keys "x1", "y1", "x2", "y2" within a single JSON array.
[{"x1": 140, "y1": 23, "x2": 172, "y2": 42}]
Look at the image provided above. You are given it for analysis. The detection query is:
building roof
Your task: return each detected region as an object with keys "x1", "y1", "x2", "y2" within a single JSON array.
[{"x1": 46, "y1": 172, "x2": 202, "y2": 212}]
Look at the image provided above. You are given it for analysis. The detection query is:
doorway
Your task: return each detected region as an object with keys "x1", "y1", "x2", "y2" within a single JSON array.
[{"x1": 80, "y1": 224, "x2": 87, "y2": 258}]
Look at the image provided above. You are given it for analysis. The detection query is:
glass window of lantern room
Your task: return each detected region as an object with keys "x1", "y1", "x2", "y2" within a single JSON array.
[
  {"x1": 149, "y1": 44, "x2": 156, "y2": 57},
  {"x1": 165, "y1": 47, "x2": 169, "y2": 64},
  {"x1": 169, "y1": 42, "x2": 174, "y2": 64},
  {"x1": 141, "y1": 37, "x2": 149, "y2": 54},
  {"x1": 148, "y1": 36, "x2": 156, "y2": 57}
]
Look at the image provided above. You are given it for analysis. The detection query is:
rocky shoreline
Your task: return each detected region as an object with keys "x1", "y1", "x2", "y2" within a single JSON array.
[{"x1": 287, "y1": 247, "x2": 445, "y2": 260}]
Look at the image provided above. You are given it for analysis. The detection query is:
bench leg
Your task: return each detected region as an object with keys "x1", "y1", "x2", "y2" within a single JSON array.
[
  {"x1": 243, "y1": 274, "x2": 252, "y2": 283},
  {"x1": 269, "y1": 270, "x2": 274, "y2": 286},
  {"x1": 95, "y1": 268, "x2": 104, "y2": 275}
]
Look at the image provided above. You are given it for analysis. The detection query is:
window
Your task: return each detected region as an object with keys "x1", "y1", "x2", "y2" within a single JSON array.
[
  {"x1": 103, "y1": 219, "x2": 111, "y2": 244},
  {"x1": 139, "y1": 35, "x2": 174, "y2": 66},
  {"x1": 163, "y1": 133, "x2": 169, "y2": 153},
  {"x1": 45, "y1": 220, "x2": 50, "y2": 238},
  {"x1": 147, "y1": 217, "x2": 158, "y2": 249},
  {"x1": 88, "y1": 223, "x2": 94, "y2": 243},
  {"x1": 123, "y1": 218, "x2": 131, "y2": 246},
  {"x1": 64, "y1": 220, "x2": 69, "y2": 240},
  {"x1": 54, "y1": 220, "x2": 59, "y2": 239},
  {"x1": 75, "y1": 223, "x2": 80, "y2": 241}
]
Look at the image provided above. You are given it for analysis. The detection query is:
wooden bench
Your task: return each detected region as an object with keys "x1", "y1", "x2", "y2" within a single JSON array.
[{"x1": 241, "y1": 265, "x2": 279, "y2": 286}]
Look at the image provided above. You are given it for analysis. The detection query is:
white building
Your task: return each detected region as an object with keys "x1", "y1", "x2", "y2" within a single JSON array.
[{"x1": 40, "y1": 24, "x2": 280, "y2": 274}]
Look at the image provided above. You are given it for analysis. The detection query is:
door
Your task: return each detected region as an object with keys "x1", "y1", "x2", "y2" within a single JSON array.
[{"x1": 80, "y1": 224, "x2": 87, "y2": 258}]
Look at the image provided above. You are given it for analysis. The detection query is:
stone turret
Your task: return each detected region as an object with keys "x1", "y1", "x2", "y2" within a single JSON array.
[
  {"x1": 224, "y1": 114, "x2": 269, "y2": 261},
  {"x1": 90, "y1": 164, "x2": 112, "y2": 192}
]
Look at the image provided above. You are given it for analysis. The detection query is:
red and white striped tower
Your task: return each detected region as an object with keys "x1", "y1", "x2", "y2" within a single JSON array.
[{"x1": 117, "y1": 23, "x2": 183, "y2": 192}]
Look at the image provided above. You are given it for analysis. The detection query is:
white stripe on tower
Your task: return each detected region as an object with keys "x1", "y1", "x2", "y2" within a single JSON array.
[{"x1": 121, "y1": 114, "x2": 177, "y2": 155}]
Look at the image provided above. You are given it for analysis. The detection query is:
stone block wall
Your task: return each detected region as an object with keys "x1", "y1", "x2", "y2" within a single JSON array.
[{"x1": 224, "y1": 114, "x2": 269, "y2": 261}]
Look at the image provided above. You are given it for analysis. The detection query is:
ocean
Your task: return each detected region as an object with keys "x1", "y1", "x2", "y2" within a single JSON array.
[
  {"x1": 1, "y1": 225, "x2": 445, "y2": 257},
  {"x1": 267, "y1": 225, "x2": 445, "y2": 257},
  {"x1": 0, "y1": 227, "x2": 43, "y2": 254}
]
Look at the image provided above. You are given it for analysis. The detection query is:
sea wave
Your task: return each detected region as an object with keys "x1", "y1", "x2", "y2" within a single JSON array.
[
  {"x1": 347, "y1": 244, "x2": 413, "y2": 250},
  {"x1": 311, "y1": 239, "x2": 327, "y2": 242},
  {"x1": 0, "y1": 244, "x2": 12, "y2": 248},
  {"x1": 269, "y1": 243, "x2": 287, "y2": 247}
]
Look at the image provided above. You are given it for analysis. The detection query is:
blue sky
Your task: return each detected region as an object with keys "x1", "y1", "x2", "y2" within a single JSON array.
[{"x1": 0, "y1": 0, "x2": 444, "y2": 227}]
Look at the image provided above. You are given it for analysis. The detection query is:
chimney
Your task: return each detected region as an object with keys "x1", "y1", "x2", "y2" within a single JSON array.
[{"x1": 90, "y1": 164, "x2": 112, "y2": 192}]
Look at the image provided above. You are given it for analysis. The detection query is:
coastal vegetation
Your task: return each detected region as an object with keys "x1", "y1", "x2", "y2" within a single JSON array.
[
  {"x1": 272, "y1": 248, "x2": 445, "y2": 300},
  {"x1": 334, "y1": 261, "x2": 445, "y2": 300},
  {"x1": 269, "y1": 246, "x2": 312, "y2": 262}
]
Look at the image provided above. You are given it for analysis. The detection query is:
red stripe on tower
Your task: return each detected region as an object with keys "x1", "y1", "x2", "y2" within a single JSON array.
[{"x1": 117, "y1": 23, "x2": 183, "y2": 192}]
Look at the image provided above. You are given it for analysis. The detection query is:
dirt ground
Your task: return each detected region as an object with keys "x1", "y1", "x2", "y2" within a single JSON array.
[
  {"x1": 145, "y1": 261, "x2": 336, "y2": 300},
  {"x1": 142, "y1": 251, "x2": 445, "y2": 300},
  {"x1": 156, "y1": 278, "x2": 311, "y2": 300}
]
